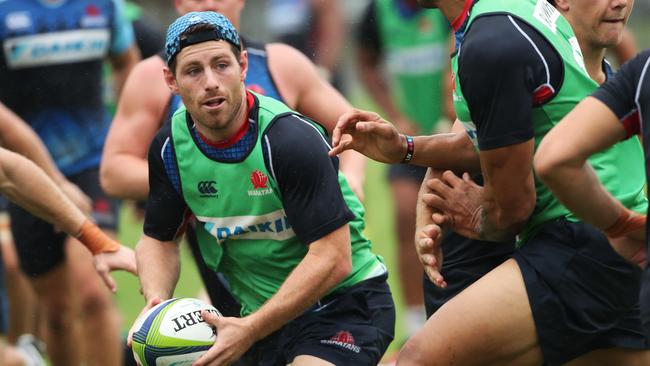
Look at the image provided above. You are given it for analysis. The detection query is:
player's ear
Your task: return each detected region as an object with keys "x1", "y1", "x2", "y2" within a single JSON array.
[
  {"x1": 163, "y1": 67, "x2": 180, "y2": 95},
  {"x1": 239, "y1": 50, "x2": 248, "y2": 82}
]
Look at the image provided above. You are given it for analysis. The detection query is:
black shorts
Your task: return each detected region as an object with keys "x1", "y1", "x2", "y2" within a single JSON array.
[
  {"x1": 387, "y1": 164, "x2": 427, "y2": 184},
  {"x1": 515, "y1": 219, "x2": 647, "y2": 365},
  {"x1": 423, "y1": 231, "x2": 514, "y2": 317},
  {"x1": 9, "y1": 168, "x2": 120, "y2": 277},
  {"x1": 236, "y1": 274, "x2": 395, "y2": 366},
  {"x1": 641, "y1": 267, "x2": 650, "y2": 340}
]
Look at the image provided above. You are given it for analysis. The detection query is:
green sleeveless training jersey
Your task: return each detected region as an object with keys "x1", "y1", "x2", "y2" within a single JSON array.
[
  {"x1": 376, "y1": 0, "x2": 449, "y2": 132},
  {"x1": 452, "y1": 0, "x2": 646, "y2": 241},
  {"x1": 170, "y1": 92, "x2": 385, "y2": 315}
]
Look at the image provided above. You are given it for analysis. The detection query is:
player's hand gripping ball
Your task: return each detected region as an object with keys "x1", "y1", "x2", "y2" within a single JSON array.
[{"x1": 131, "y1": 298, "x2": 221, "y2": 366}]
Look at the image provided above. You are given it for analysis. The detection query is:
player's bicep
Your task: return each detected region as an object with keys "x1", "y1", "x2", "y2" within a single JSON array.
[{"x1": 143, "y1": 136, "x2": 188, "y2": 241}]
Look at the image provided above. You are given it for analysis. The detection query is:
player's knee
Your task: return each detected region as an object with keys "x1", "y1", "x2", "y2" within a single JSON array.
[
  {"x1": 43, "y1": 297, "x2": 76, "y2": 333},
  {"x1": 396, "y1": 339, "x2": 432, "y2": 366},
  {"x1": 78, "y1": 282, "x2": 113, "y2": 318}
]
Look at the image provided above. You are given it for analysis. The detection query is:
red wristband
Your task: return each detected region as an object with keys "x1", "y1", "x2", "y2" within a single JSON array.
[
  {"x1": 75, "y1": 220, "x2": 120, "y2": 255},
  {"x1": 604, "y1": 208, "x2": 646, "y2": 238}
]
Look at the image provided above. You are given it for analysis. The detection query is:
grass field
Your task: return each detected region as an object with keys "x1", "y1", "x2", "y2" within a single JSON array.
[{"x1": 112, "y1": 159, "x2": 409, "y2": 353}]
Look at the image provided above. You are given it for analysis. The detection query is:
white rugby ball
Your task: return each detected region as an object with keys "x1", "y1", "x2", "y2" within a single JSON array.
[{"x1": 131, "y1": 298, "x2": 220, "y2": 366}]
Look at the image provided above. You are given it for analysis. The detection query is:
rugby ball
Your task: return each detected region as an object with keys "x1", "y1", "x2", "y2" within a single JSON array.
[{"x1": 131, "y1": 298, "x2": 220, "y2": 366}]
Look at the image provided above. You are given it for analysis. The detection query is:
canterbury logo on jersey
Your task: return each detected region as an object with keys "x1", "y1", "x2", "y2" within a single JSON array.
[
  {"x1": 197, "y1": 209, "x2": 295, "y2": 244},
  {"x1": 3, "y1": 29, "x2": 109, "y2": 69},
  {"x1": 197, "y1": 181, "x2": 218, "y2": 197}
]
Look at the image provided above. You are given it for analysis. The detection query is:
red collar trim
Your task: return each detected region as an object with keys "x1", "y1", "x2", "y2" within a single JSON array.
[
  {"x1": 196, "y1": 91, "x2": 254, "y2": 149},
  {"x1": 451, "y1": 0, "x2": 474, "y2": 31}
]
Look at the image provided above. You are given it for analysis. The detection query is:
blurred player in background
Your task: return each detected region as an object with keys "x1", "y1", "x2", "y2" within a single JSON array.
[
  {"x1": 331, "y1": 0, "x2": 650, "y2": 364},
  {"x1": 535, "y1": 48, "x2": 650, "y2": 337},
  {"x1": 0, "y1": 105, "x2": 136, "y2": 365},
  {"x1": 356, "y1": 0, "x2": 454, "y2": 336},
  {"x1": 0, "y1": 0, "x2": 140, "y2": 364},
  {"x1": 133, "y1": 11, "x2": 394, "y2": 365},
  {"x1": 0, "y1": 143, "x2": 136, "y2": 366},
  {"x1": 265, "y1": 0, "x2": 346, "y2": 91}
]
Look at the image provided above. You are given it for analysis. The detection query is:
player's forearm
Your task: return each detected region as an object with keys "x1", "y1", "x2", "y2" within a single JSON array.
[
  {"x1": 136, "y1": 236, "x2": 180, "y2": 302},
  {"x1": 246, "y1": 226, "x2": 352, "y2": 341},
  {"x1": 357, "y1": 61, "x2": 404, "y2": 122},
  {"x1": 313, "y1": 0, "x2": 344, "y2": 72},
  {"x1": 0, "y1": 104, "x2": 66, "y2": 183},
  {"x1": 0, "y1": 148, "x2": 85, "y2": 234},
  {"x1": 538, "y1": 160, "x2": 622, "y2": 229},
  {"x1": 110, "y1": 46, "x2": 140, "y2": 98},
  {"x1": 410, "y1": 133, "x2": 480, "y2": 173},
  {"x1": 478, "y1": 178, "x2": 535, "y2": 242},
  {"x1": 100, "y1": 154, "x2": 149, "y2": 200}
]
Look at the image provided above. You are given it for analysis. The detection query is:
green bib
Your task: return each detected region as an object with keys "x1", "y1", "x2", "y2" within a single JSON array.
[
  {"x1": 452, "y1": 0, "x2": 646, "y2": 242},
  {"x1": 376, "y1": 0, "x2": 450, "y2": 132},
  {"x1": 171, "y1": 92, "x2": 385, "y2": 315}
]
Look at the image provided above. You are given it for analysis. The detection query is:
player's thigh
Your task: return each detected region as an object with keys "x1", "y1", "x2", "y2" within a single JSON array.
[
  {"x1": 288, "y1": 355, "x2": 335, "y2": 366},
  {"x1": 399, "y1": 258, "x2": 543, "y2": 366},
  {"x1": 564, "y1": 348, "x2": 650, "y2": 366}
]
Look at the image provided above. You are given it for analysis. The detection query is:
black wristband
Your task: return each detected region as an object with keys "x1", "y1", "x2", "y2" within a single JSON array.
[{"x1": 401, "y1": 134, "x2": 414, "y2": 164}]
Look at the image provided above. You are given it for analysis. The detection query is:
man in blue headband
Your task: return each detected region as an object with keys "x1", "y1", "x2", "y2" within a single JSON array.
[{"x1": 132, "y1": 12, "x2": 395, "y2": 366}]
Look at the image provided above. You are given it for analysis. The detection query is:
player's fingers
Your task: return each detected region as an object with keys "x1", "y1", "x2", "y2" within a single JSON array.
[
  {"x1": 431, "y1": 212, "x2": 449, "y2": 226},
  {"x1": 101, "y1": 271, "x2": 117, "y2": 293},
  {"x1": 337, "y1": 109, "x2": 380, "y2": 125},
  {"x1": 424, "y1": 267, "x2": 447, "y2": 289},
  {"x1": 419, "y1": 252, "x2": 436, "y2": 267},
  {"x1": 441, "y1": 170, "x2": 463, "y2": 187},
  {"x1": 328, "y1": 137, "x2": 351, "y2": 157},
  {"x1": 421, "y1": 224, "x2": 441, "y2": 239},
  {"x1": 463, "y1": 172, "x2": 482, "y2": 188},
  {"x1": 355, "y1": 121, "x2": 395, "y2": 138},
  {"x1": 426, "y1": 178, "x2": 453, "y2": 197},
  {"x1": 416, "y1": 238, "x2": 433, "y2": 258},
  {"x1": 422, "y1": 192, "x2": 448, "y2": 212},
  {"x1": 201, "y1": 310, "x2": 221, "y2": 326}
]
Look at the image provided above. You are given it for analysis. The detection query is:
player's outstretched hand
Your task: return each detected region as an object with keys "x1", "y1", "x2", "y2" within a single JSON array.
[
  {"x1": 128, "y1": 297, "x2": 162, "y2": 347},
  {"x1": 93, "y1": 245, "x2": 137, "y2": 292},
  {"x1": 193, "y1": 312, "x2": 257, "y2": 366},
  {"x1": 416, "y1": 224, "x2": 446, "y2": 288},
  {"x1": 423, "y1": 171, "x2": 484, "y2": 240},
  {"x1": 328, "y1": 109, "x2": 405, "y2": 163}
]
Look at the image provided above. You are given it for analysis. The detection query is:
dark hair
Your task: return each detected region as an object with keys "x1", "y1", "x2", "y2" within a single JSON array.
[
  {"x1": 547, "y1": 0, "x2": 556, "y2": 5},
  {"x1": 169, "y1": 23, "x2": 242, "y2": 74}
]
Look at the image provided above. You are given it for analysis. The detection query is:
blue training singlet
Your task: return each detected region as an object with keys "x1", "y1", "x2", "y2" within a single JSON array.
[{"x1": 0, "y1": 0, "x2": 134, "y2": 176}]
